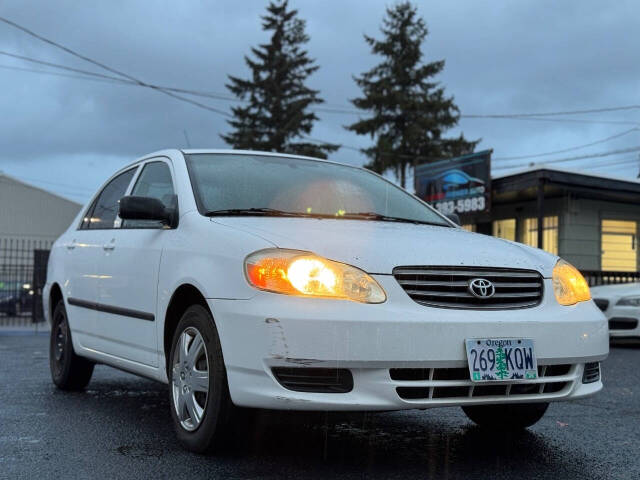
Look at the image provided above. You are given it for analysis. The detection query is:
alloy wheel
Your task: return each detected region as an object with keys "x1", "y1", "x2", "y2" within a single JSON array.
[{"x1": 172, "y1": 327, "x2": 210, "y2": 431}]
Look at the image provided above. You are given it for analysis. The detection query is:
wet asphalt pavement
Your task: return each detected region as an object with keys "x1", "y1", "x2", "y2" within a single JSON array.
[{"x1": 0, "y1": 334, "x2": 638, "y2": 480}]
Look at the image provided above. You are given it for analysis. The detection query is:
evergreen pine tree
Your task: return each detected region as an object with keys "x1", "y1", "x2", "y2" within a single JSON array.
[
  {"x1": 221, "y1": 0, "x2": 337, "y2": 159},
  {"x1": 346, "y1": 2, "x2": 478, "y2": 188},
  {"x1": 495, "y1": 347, "x2": 509, "y2": 380}
]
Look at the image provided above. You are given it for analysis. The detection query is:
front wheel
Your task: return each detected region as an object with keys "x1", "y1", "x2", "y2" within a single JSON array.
[
  {"x1": 168, "y1": 304, "x2": 236, "y2": 453},
  {"x1": 462, "y1": 402, "x2": 549, "y2": 430},
  {"x1": 49, "y1": 299, "x2": 94, "y2": 390}
]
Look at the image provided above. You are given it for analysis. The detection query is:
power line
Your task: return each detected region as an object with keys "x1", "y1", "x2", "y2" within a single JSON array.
[
  {"x1": 0, "y1": 16, "x2": 233, "y2": 118},
  {"x1": 492, "y1": 145, "x2": 640, "y2": 170},
  {"x1": 0, "y1": 63, "x2": 131, "y2": 85},
  {"x1": 3, "y1": 45, "x2": 640, "y2": 128},
  {"x1": 587, "y1": 156, "x2": 640, "y2": 169},
  {"x1": 494, "y1": 128, "x2": 639, "y2": 161},
  {"x1": 461, "y1": 115, "x2": 640, "y2": 127},
  {"x1": 0, "y1": 49, "x2": 366, "y2": 116},
  {"x1": 463, "y1": 105, "x2": 640, "y2": 118},
  {"x1": 492, "y1": 157, "x2": 640, "y2": 176},
  {"x1": 3, "y1": 15, "x2": 640, "y2": 169},
  {"x1": 0, "y1": 50, "x2": 132, "y2": 84}
]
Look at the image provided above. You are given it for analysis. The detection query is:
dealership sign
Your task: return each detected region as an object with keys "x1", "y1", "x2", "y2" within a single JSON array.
[{"x1": 414, "y1": 150, "x2": 492, "y2": 215}]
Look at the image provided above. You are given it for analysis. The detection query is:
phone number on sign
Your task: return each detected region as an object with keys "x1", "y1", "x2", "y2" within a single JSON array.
[{"x1": 435, "y1": 196, "x2": 486, "y2": 214}]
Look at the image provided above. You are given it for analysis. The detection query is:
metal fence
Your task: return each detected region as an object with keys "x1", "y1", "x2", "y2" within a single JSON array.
[
  {"x1": 0, "y1": 237, "x2": 51, "y2": 328},
  {"x1": 582, "y1": 270, "x2": 640, "y2": 287}
]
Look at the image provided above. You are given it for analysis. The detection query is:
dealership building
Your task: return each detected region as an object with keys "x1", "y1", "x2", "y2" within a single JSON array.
[{"x1": 416, "y1": 153, "x2": 640, "y2": 283}]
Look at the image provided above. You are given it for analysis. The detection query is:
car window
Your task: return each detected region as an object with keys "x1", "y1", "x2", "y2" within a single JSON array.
[
  {"x1": 122, "y1": 161, "x2": 175, "y2": 229},
  {"x1": 80, "y1": 168, "x2": 136, "y2": 230}
]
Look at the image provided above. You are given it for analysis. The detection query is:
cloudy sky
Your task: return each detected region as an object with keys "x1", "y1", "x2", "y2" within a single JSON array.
[{"x1": 1, "y1": 0, "x2": 639, "y2": 204}]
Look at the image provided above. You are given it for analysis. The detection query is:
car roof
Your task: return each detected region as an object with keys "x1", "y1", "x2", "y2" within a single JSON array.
[{"x1": 125, "y1": 149, "x2": 354, "y2": 170}]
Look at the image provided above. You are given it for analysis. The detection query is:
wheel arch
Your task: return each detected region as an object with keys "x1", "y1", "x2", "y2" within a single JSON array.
[
  {"x1": 49, "y1": 283, "x2": 63, "y2": 320},
  {"x1": 163, "y1": 283, "x2": 212, "y2": 374}
]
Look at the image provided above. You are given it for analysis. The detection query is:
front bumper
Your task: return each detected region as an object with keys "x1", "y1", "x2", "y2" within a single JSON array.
[{"x1": 209, "y1": 276, "x2": 608, "y2": 411}]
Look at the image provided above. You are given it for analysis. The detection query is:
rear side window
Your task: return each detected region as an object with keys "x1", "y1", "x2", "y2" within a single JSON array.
[
  {"x1": 122, "y1": 161, "x2": 175, "y2": 229},
  {"x1": 80, "y1": 168, "x2": 136, "y2": 230}
]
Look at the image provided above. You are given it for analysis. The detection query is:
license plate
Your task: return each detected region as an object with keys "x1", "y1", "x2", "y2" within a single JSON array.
[{"x1": 465, "y1": 338, "x2": 538, "y2": 382}]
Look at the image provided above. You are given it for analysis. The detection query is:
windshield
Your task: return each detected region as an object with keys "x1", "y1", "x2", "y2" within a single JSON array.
[{"x1": 185, "y1": 153, "x2": 450, "y2": 226}]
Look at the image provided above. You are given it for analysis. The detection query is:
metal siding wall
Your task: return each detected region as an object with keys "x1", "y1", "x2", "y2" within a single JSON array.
[
  {"x1": 561, "y1": 198, "x2": 640, "y2": 271},
  {"x1": 0, "y1": 175, "x2": 82, "y2": 241}
]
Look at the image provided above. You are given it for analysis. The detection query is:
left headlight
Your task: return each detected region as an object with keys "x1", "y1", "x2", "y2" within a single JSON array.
[
  {"x1": 244, "y1": 248, "x2": 386, "y2": 303},
  {"x1": 552, "y1": 259, "x2": 591, "y2": 306}
]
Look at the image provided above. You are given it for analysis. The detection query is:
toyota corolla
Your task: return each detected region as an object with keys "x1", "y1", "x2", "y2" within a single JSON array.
[{"x1": 44, "y1": 149, "x2": 609, "y2": 452}]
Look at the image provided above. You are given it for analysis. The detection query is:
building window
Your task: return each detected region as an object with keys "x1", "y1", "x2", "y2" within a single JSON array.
[
  {"x1": 493, "y1": 219, "x2": 516, "y2": 241},
  {"x1": 522, "y1": 216, "x2": 559, "y2": 255},
  {"x1": 461, "y1": 224, "x2": 476, "y2": 232},
  {"x1": 601, "y1": 220, "x2": 637, "y2": 272}
]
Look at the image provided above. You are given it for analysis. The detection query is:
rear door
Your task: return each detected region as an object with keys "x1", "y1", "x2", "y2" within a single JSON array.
[
  {"x1": 65, "y1": 168, "x2": 137, "y2": 348},
  {"x1": 92, "y1": 159, "x2": 176, "y2": 367}
]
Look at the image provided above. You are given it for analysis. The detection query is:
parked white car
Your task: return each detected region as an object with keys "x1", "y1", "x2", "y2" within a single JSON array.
[
  {"x1": 45, "y1": 150, "x2": 608, "y2": 452},
  {"x1": 591, "y1": 282, "x2": 640, "y2": 338}
]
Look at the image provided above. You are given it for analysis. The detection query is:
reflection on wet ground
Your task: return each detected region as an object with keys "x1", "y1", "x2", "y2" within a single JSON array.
[{"x1": 1, "y1": 335, "x2": 636, "y2": 479}]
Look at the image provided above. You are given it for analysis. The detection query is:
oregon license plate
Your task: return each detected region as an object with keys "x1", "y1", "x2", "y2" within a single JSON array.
[{"x1": 465, "y1": 338, "x2": 538, "y2": 382}]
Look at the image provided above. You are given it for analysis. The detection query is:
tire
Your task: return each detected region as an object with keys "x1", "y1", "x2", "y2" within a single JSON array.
[
  {"x1": 462, "y1": 402, "x2": 549, "y2": 430},
  {"x1": 49, "y1": 299, "x2": 94, "y2": 390},
  {"x1": 168, "y1": 304, "x2": 236, "y2": 453}
]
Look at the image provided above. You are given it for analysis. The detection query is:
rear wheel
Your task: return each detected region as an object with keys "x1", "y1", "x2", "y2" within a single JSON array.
[
  {"x1": 168, "y1": 304, "x2": 236, "y2": 453},
  {"x1": 49, "y1": 299, "x2": 94, "y2": 390},
  {"x1": 462, "y1": 402, "x2": 549, "y2": 430}
]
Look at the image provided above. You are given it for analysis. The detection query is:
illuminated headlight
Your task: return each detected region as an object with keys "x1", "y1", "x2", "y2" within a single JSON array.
[
  {"x1": 616, "y1": 296, "x2": 640, "y2": 307},
  {"x1": 552, "y1": 259, "x2": 591, "y2": 306},
  {"x1": 244, "y1": 248, "x2": 386, "y2": 303}
]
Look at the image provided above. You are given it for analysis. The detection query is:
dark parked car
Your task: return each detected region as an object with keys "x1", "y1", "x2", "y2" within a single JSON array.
[{"x1": 0, "y1": 282, "x2": 34, "y2": 316}]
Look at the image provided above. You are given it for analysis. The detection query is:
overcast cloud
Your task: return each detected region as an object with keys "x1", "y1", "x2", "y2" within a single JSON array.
[{"x1": 1, "y1": 0, "x2": 639, "y2": 203}]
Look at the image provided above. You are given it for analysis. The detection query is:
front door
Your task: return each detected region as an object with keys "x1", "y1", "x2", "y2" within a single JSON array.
[
  {"x1": 66, "y1": 167, "x2": 138, "y2": 350},
  {"x1": 92, "y1": 159, "x2": 176, "y2": 367}
]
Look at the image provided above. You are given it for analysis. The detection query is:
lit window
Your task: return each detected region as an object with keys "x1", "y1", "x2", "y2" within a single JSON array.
[
  {"x1": 522, "y1": 216, "x2": 558, "y2": 255},
  {"x1": 493, "y1": 219, "x2": 516, "y2": 241},
  {"x1": 461, "y1": 224, "x2": 476, "y2": 232},
  {"x1": 601, "y1": 220, "x2": 637, "y2": 272}
]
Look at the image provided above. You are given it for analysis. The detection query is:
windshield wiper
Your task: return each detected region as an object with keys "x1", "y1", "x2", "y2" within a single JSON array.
[
  {"x1": 340, "y1": 212, "x2": 451, "y2": 227},
  {"x1": 204, "y1": 208, "x2": 310, "y2": 217}
]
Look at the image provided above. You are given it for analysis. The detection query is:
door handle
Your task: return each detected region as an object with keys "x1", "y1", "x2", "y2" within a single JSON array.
[
  {"x1": 103, "y1": 240, "x2": 115, "y2": 251},
  {"x1": 66, "y1": 240, "x2": 76, "y2": 250}
]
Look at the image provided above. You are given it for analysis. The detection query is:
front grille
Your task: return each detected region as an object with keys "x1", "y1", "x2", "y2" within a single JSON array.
[
  {"x1": 392, "y1": 364, "x2": 573, "y2": 401},
  {"x1": 393, "y1": 266, "x2": 543, "y2": 309},
  {"x1": 593, "y1": 298, "x2": 609, "y2": 311},
  {"x1": 272, "y1": 367, "x2": 353, "y2": 393},
  {"x1": 609, "y1": 317, "x2": 638, "y2": 330},
  {"x1": 582, "y1": 362, "x2": 600, "y2": 384}
]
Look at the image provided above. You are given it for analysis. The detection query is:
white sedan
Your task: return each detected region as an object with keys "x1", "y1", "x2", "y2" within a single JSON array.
[
  {"x1": 44, "y1": 149, "x2": 608, "y2": 452},
  {"x1": 591, "y1": 282, "x2": 640, "y2": 338}
]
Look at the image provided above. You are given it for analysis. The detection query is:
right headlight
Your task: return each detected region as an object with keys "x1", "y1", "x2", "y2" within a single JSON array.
[
  {"x1": 244, "y1": 248, "x2": 386, "y2": 304},
  {"x1": 552, "y1": 259, "x2": 591, "y2": 306}
]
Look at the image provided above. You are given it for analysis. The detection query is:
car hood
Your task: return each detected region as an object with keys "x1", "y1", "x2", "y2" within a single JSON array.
[
  {"x1": 211, "y1": 217, "x2": 556, "y2": 276},
  {"x1": 591, "y1": 282, "x2": 640, "y2": 298}
]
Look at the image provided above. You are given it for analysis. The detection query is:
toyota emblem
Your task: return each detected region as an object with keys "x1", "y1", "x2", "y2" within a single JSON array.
[{"x1": 468, "y1": 278, "x2": 495, "y2": 299}]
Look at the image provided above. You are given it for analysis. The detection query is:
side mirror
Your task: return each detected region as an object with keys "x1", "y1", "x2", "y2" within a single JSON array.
[
  {"x1": 446, "y1": 213, "x2": 461, "y2": 225},
  {"x1": 119, "y1": 196, "x2": 177, "y2": 227}
]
